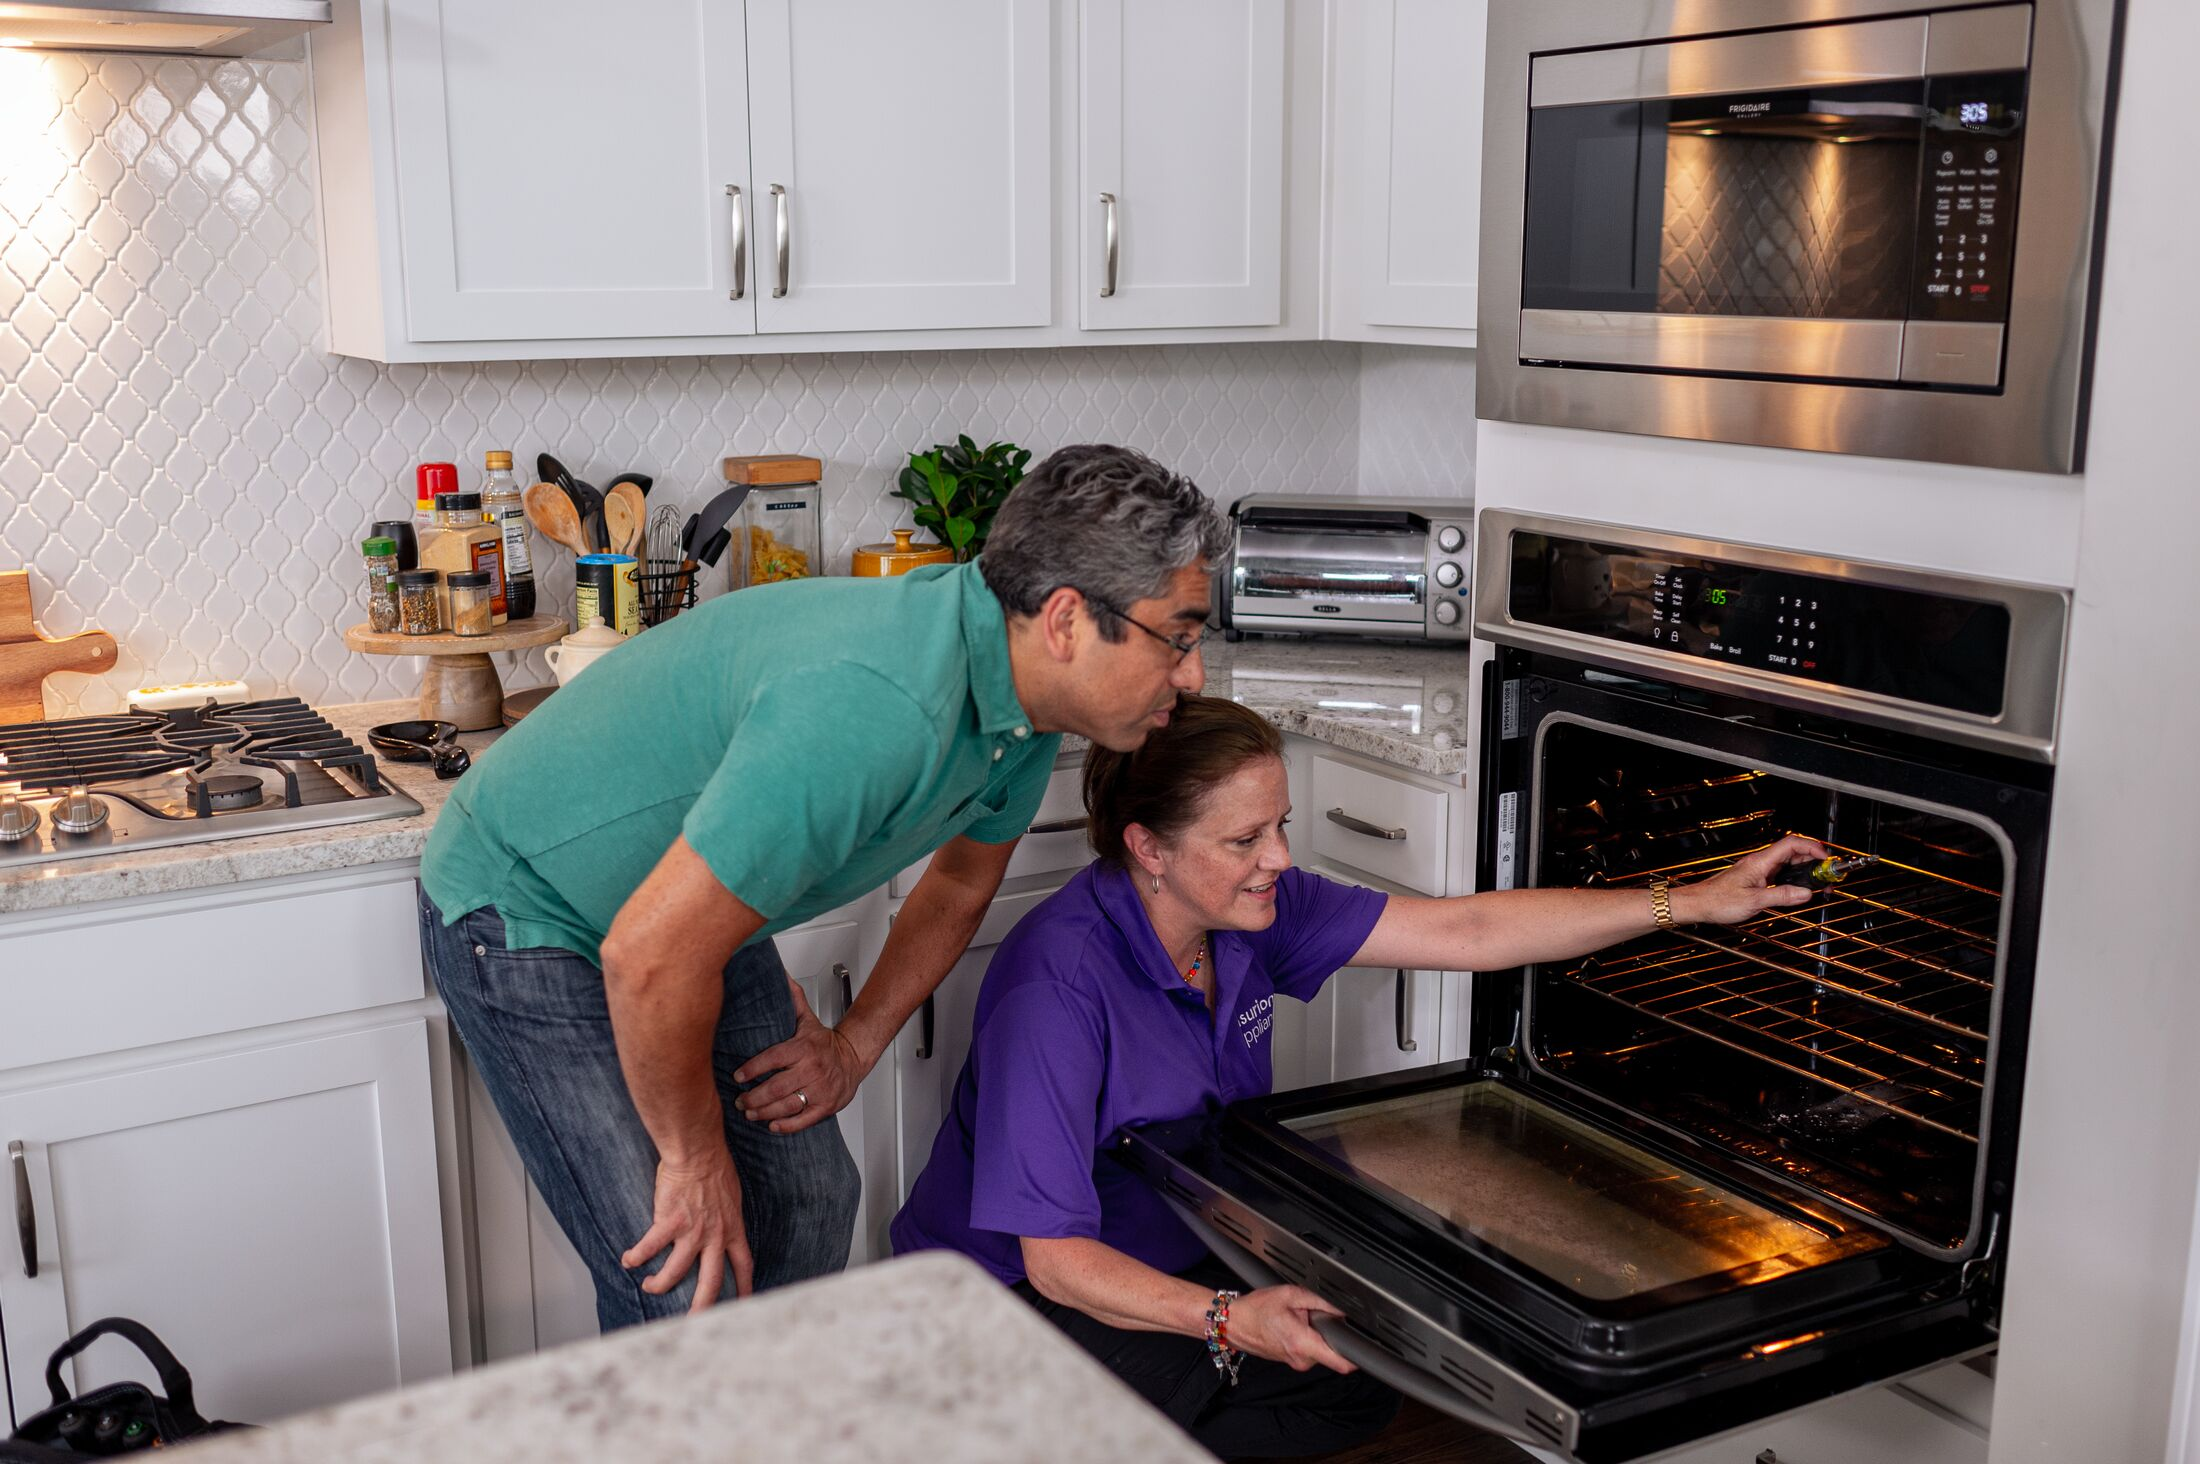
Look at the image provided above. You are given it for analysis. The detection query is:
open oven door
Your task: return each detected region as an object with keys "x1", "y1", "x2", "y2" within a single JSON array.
[{"x1": 1117, "y1": 635, "x2": 2048, "y2": 1462}]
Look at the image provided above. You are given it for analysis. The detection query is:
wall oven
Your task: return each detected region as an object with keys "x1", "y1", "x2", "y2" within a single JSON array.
[
  {"x1": 1476, "y1": 0, "x2": 2121, "y2": 474},
  {"x1": 1120, "y1": 512, "x2": 2067, "y2": 1460}
]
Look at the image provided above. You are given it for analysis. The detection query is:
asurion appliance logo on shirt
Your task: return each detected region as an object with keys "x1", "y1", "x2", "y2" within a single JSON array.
[{"x1": 1237, "y1": 994, "x2": 1274, "y2": 1050}]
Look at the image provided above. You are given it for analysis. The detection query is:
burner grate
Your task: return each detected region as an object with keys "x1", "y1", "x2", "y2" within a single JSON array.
[
  {"x1": 1561, "y1": 841, "x2": 2000, "y2": 1143},
  {"x1": 0, "y1": 699, "x2": 383, "y2": 804}
]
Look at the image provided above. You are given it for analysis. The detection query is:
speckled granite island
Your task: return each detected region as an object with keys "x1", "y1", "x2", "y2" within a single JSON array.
[
  {"x1": 0, "y1": 638, "x2": 1475, "y2": 915},
  {"x1": 185, "y1": 1252, "x2": 1212, "y2": 1464}
]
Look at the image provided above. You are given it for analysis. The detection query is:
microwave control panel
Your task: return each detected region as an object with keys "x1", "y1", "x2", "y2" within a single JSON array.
[
  {"x1": 1506, "y1": 531, "x2": 2013, "y2": 718},
  {"x1": 1913, "y1": 69, "x2": 2028, "y2": 324}
]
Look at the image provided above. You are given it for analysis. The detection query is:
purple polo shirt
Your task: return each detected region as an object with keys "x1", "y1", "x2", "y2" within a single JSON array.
[{"x1": 889, "y1": 861, "x2": 1386, "y2": 1285}]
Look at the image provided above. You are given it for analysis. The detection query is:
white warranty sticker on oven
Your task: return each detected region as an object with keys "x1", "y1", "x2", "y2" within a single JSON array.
[{"x1": 1495, "y1": 791, "x2": 1519, "y2": 891}]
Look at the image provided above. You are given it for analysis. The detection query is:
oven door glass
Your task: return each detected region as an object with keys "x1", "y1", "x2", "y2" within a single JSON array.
[{"x1": 1281, "y1": 1080, "x2": 1881, "y2": 1304}]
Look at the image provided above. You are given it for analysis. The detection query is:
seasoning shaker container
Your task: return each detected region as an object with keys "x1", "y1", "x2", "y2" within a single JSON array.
[
  {"x1": 362, "y1": 535, "x2": 401, "y2": 633},
  {"x1": 397, "y1": 569, "x2": 443, "y2": 636},
  {"x1": 447, "y1": 569, "x2": 496, "y2": 637},
  {"x1": 481, "y1": 450, "x2": 535, "y2": 621}
]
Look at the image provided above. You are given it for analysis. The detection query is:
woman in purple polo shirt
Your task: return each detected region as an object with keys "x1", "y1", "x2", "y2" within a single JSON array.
[{"x1": 891, "y1": 695, "x2": 1825, "y2": 1458}]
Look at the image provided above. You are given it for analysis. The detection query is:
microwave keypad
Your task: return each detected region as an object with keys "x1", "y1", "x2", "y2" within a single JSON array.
[{"x1": 1914, "y1": 71, "x2": 2027, "y2": 324}]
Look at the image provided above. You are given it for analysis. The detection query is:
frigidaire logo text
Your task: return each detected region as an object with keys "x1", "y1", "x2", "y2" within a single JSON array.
[{"x1": 1728, "y1": 101, "x2": 1772, "y2": 115}]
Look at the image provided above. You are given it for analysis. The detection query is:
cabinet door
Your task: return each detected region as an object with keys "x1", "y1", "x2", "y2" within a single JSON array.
[
  {"x1": 745, "y1": 0, "x2": 1052, "y2": 333},
  {"x1": 385, "y1": 0, "x2": 756, "y2": 341},
  {"x1": 892, "y1": 886, "x2": 1060, "y2": 1205},
  {"x1": 0, "y1": 1023, "x2": 451, "y2": 1425},
  {"x1": 1331, "y1": 0, "x2": 1485, "y2": 333},
  {"x1": 1079, "y1": 0, "x2": 1286, "y2": 328},
  {"x1": 1326, "y1": 965, "x2": 1444, "y2": 1084}
]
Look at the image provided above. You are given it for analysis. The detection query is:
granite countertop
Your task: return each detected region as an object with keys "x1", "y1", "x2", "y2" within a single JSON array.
[
  {"x1": 187, "y1": 1252, "x2": 1209, "y2": 1464},
  {"x1": 0, "y1": 637, "x2": 1474, "y2": 917}
]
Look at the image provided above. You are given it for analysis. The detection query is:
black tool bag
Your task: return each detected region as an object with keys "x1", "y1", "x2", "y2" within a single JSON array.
[{"x1": 2, "y1": 1317, "x2": 247, "y2": 1458}]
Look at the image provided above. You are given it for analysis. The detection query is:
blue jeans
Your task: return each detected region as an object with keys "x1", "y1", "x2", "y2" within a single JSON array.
[{"x1": 418, "y1": 889, "x2": 861, "y2": 1331}]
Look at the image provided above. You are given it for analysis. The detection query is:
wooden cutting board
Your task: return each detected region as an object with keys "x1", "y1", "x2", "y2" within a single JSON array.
[{"x1": 0, "y1": 570, "x2": 117, "y2": 724}]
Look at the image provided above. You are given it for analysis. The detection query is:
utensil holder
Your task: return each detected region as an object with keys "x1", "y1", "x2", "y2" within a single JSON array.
[{"x1": 637, "y1": 560, "x2": 700, "y2": 628}]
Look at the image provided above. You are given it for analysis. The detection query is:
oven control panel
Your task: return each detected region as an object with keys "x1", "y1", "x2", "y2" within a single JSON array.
[
  {"x1": 1505, "y1": 530, "x2": 2013, "y2": 717},
  {"x1": 1912, "y1": 70, "x2": 2027, "y2": 325}
]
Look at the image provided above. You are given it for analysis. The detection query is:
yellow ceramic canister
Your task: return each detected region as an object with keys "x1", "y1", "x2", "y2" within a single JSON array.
[{"x1": 851, "y1": 528, "x2": 956, "y2": 577}]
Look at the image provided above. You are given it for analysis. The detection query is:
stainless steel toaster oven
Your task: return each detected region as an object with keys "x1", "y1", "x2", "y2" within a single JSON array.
[{"x1": 1220, "y1": 496, "x2": 1475, "y2": 643}]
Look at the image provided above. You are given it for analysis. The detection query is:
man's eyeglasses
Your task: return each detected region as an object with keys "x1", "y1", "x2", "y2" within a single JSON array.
[{"x1": 1083, "y1": 592, "x2": 1209, "y2": 664}]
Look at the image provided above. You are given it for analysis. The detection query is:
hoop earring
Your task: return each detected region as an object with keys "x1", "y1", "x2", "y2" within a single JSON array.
[{"x1": 1151, "y1": 872, "x2": 1161, "y2": 895}]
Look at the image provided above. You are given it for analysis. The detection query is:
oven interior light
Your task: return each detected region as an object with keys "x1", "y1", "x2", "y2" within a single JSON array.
[
  {"x1": 1698, "y1": 127, "x2": 1720, "y2": 136},
  {"x1": 1750, "y1": 1330, "x2": 1826, "y2": 1358}
]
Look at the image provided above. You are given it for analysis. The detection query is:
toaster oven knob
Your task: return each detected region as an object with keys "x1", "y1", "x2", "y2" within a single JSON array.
[
  {"x1": 1435, "y1": 561, "x2": 1465, "y2": 589},
  {"x1": 1436, "y1": 525, "x2": 1465, "y2": 553},
  {"x1": 1434, "y1": 599, "x2": 1462, "y2": 627}
]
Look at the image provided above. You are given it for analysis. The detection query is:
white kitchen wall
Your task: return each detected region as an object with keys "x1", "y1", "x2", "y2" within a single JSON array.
[
  {"x1": 1355, "y1": 345, "x2": 1476, "y2": 499},
  {"x1": 0, "y1": 50, "x2": 1373, "y2": 717}
]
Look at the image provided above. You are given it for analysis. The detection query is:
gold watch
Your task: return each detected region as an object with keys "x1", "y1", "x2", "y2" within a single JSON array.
[{"x1": 1648, "y1": 875, "x2": 1677, "y2": 930}]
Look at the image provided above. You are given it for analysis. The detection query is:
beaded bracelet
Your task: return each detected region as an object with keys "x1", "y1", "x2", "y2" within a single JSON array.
[{"x1": 1204, "y1": 1289, "x2": 1243, "y2": 1386}]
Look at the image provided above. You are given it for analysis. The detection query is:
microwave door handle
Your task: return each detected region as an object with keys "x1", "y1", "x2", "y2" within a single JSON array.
[{"x1": 1176, "y1": 1205, "x2": 1548, "y2": 1450}]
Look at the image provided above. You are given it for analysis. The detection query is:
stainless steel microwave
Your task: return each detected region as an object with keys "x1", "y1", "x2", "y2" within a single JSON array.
[{"x1": 1477, "y1": 0, "x2": 2121, "y2": 474}]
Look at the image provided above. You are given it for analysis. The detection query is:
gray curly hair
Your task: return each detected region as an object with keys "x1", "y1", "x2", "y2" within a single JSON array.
[{"x1": 978, "y1": 444, "x2": 1230, "y2": 641}]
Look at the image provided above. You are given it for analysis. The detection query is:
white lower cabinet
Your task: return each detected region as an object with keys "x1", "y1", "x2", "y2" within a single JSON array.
[
  {"x1": 0, "y1": 1020, "x2": 452, "y2": 1425},
  {"x1": 1638, "y1": 1379, "x2": 1987, "y2": 1464},
  {"x1": 1326, "y1": 965, "x2": 1445, "y2": 1083}
]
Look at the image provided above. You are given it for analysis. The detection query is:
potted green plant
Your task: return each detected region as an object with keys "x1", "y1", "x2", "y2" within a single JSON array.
[{"x1": 889, "y1": 436, "x2": 1032, "y2": 562}]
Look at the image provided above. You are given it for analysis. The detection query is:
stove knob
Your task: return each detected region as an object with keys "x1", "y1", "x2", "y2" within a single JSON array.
[
  {"x1": 51, "y1": 786, "x2": 111, "y2": 835},
  {"x1": 0, "y1": 793, "x2": 40, "y2": 843}
]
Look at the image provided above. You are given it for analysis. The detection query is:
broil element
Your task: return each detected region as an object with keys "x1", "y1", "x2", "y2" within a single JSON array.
[{"x1": 1569, "y1": 842, "x2": 1996, "y2": 1144}]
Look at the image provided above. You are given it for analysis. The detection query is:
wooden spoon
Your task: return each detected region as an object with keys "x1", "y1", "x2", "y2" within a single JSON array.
[
  {"x1": 603, "y1": 491, "x2": 641, "y2": 561},
  {"x1": 523, "y1": 481, "x2": 590, "y2": 557},
  {"x1": 607, "y1": 481, "x2": 648, "y2": 558}
]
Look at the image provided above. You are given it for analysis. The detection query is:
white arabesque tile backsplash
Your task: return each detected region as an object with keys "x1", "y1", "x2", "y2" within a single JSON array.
[{"x1": 0, "y1": 50, "x2": 1472, "y2": 718}]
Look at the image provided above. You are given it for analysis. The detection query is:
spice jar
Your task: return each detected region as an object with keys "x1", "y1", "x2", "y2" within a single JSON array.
[
  {"x1": 362, "y1": 535, "x2": 401, "y2": 633},
  {"x1": 419, "y1": 490, "x2": 506, "y2": 628},
  {"x1": 397, "y1": 569, "x2": 443, "y2": 636},
  {"x1": 447, "y1": 569, "x2": 495, "y2": 637}
]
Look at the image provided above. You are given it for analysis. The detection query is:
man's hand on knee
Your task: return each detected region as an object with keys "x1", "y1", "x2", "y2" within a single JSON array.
[{"x1": 622, "y1": 1145, "x2": 754, "y2": 1308}]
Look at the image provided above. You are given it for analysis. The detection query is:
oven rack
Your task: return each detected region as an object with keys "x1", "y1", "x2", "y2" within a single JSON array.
[{"x1": 1561, "y1": 844, "x2": 2001, "y2": 1142}]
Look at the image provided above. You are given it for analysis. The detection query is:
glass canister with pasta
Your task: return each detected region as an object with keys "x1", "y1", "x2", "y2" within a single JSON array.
[{"x1": 721, "y1": 454, "x2": 823, "y2": 591}]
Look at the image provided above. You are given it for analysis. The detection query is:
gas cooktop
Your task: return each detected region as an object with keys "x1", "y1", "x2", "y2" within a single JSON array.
[{"x1": 0, "y1": 699, "x2": 423, "y2": 870}]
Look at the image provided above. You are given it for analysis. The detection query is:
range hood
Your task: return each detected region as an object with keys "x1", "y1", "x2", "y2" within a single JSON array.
[{"x1": 0, "y1": 0, "x2": 328, "y2": 56}]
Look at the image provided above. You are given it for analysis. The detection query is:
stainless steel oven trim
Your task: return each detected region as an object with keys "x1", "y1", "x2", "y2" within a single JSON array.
[
  {"x1": 1480, "y1": 0, "x2": 2117, "y2": 474},
  {"x1": 1472, "y1": 510, "x2": 2070, "y2": 762},
  {"x1": 1521, "y1": 708, "x2": 2021, "y2": 1264},
  {"x1": 1520, "y1": 311, "x2": 1908, "y2": 382},
  {"x1": 1225, "y1": 613, "x2": 1438, "y2": 638},
  {"x1": 1530, "y1": 14, "x2": 1929, "y2": 108}
]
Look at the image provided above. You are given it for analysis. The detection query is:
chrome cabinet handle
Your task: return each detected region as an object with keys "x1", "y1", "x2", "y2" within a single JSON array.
[
  {"x1": 725, "y1": 184, "x2": 746, "y2": 301},
  {"x1": 834, "y1": 962, "x2": 853, "y2": 1017},
  {"x1": 770, "y1": 184, "x2": 789, "y2": 298},
  {"x1": 1099, "y1": 192, "x2": 1118, "y2": 297},
  {"x1": 1394, "y1": 971, "x2": 1418, "y2": 1053},
  {"x1": 11, "y1": 1140, "x2": 35, "y2": 1280},
  {"x1": 1027, "y1": 816, "x2": 1084, "y2": 836},
  {"x1": 1326, "y1": 807, "x2": 1406, "y2": 841},
  {"x1": 916, "y1": 997, "x2": 934, "y2": 1060}
]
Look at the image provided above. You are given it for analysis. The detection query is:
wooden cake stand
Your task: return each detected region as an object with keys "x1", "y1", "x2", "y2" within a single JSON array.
[{"x1": 343, "y1": 614, "x2": 568, "y2": 731}]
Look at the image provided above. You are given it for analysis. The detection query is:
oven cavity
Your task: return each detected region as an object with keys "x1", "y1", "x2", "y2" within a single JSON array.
[{"x1": 1531, "y1": 723, "x2": 2003, "y2": 1253}]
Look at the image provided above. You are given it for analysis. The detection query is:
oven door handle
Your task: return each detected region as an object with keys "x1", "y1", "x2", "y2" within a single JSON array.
[{"x1": 1183, "y1": 1208, "x2": 1547, "y2": 1450}]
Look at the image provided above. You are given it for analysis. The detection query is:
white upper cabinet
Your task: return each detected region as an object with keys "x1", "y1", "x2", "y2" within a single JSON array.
[
  {"x1": 380, "y1": 0, "x2": 756, "y2": 342},
  {"x1": 1078, "y1": 0, "x2": 1287, "y2": 330},
  {"x1": 1326, "y1": 0, "x2": 1486, "y2": 340},
  {"x1": 745, "y1": 0, "x2": 1052, "y2": 334}
]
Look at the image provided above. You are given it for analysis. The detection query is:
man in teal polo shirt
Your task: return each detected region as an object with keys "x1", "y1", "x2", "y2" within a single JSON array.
[{"x1": 416, "y1": 444, "x2": 1228, "y2": 1330}]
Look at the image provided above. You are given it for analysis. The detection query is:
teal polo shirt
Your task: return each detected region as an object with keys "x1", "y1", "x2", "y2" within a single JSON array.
[{"x1": 419, "y1": 562, "x2": 1061, "y2": 964}]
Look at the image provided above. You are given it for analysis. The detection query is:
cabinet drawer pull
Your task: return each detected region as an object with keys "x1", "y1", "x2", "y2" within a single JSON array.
[
  {"x1": 1394, "y1": 970, "x2": 1418, "y2": 1054},
  {"x1": 770, "y1": 183, "x2": 789, "y2": 298},
  {"x1": 834, "y1": 962, "x2": 853, "y2": 1016},
  {"x1": 1326, "y1": 807, "x2": 1407, "y2": 841},
  {"x1": 1099, "y1": 192, "x2": 1118, "y2": 297},
  {"x1": 11, "y1": 1140, "x2": 35, "y2": 1280},
  {"x1": 725, "y1": 184, "x2": 746, "y2": 300},
  {"x1": 1026, "y1": 816, "x2": 1084, "y2": 836},
  {"x1": 916, "y1": 996, "x2": 934, "y2": 1060}
]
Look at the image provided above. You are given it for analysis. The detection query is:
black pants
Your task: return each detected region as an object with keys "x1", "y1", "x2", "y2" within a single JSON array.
[{"x1": 1016, "y1": 1260, "x2": 1399, "y2": 1460}]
